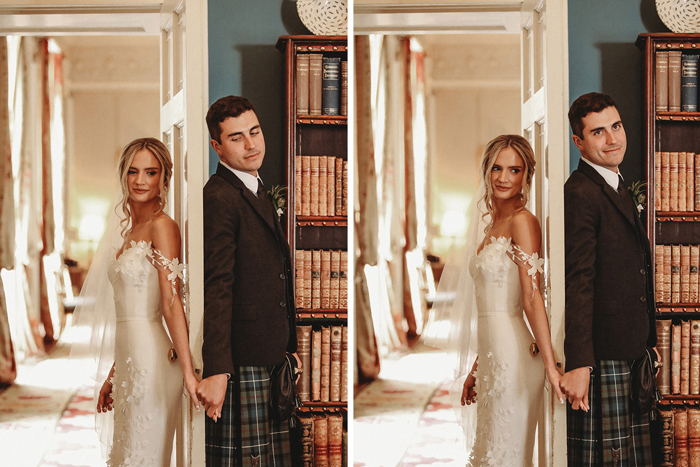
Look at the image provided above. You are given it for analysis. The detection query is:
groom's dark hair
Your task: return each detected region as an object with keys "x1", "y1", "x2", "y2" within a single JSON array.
[
  {"x1": 568, "y1": 92, "x2": 618, "y2": 139},
  {"x1": 206, "y1": 95, "x2": 258, "y2": 143}
]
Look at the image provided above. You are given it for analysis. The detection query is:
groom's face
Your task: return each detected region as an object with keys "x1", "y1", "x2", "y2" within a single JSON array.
[
  {"x1": 572, "y1": 105, "x2": 626, "y2": 173},
  {"x1": 210, "y1": 110, "x2": 266, "y2": 177}
]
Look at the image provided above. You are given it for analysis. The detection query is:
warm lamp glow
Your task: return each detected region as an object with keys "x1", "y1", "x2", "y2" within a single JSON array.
[
  {"x1": 78, "y1": 215, "x2": 106, "y2": 243},
  {"x1": 440, "y1": 209, "x2": 468, "y2": 238}
]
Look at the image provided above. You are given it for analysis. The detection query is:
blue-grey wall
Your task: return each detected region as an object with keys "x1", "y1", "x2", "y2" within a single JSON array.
[
  {"x1": 207, "y1": 0, "x2": 310, "y2": 187},
  {"x1": 568, "y1": 0, "x2": 668, "y2": 183}
]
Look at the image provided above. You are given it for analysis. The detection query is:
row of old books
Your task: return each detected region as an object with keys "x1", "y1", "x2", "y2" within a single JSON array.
[
  {"x1": 654, "y1": 151, "x2": 700, "y2": 212},
  {"x1": 295, "y1": 413, "x2": 346, "y2": 467},
  {"x1": 655, "y1": 51, "x2": 699, "y2": 112},
  {"x1": 295, "y1": 250, "x2": 348, "y2": 310},
  {"x1": 295, "y1": 325, "x2": 349, "y2": 403},
  {"x1": 295, "y1": 156, "x2": 348, "y2": 217},
  {"x1": 296, "y1": 53, "x2": 348, "y2": 116},
  {"x1": 656, "y1": 320, "x2": 700, "y2": 395},
  {"x1": 654, "y1": 245, "x2": 700, "y2": 304},
  {"x1": 659, "y1": 409, "x2": 700, "y2": 466}
]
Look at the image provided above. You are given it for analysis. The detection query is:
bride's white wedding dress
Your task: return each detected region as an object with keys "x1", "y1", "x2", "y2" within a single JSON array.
[
  {"x1": 469, "y1": 236, "x2": 544, "y2": 467},
  {"x1": 107, "y1": 240, "x2": 184, "y2": 466}
]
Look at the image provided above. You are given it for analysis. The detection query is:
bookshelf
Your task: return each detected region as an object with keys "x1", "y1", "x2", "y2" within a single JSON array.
[
  {"x1": 276, "y1": 34, "x2": 348, "y2": 467},
  {"x1": 637, "y1": 32, "x2": 700, "y2": 465}
]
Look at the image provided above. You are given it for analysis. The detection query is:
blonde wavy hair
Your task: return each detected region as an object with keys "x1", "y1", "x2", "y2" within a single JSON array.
[
  {"x1": 116, "y1": 137, "x2": 173, "y2": 238},
  {"x1": 480, "y1": 134, "x2": 536, "y2": 232}
]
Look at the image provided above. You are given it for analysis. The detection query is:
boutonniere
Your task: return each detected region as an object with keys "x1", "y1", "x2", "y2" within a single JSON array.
[
  {"x1": 269, "y1": 185, "x2": 287, "y2": 219},
  {"x1": 628, "y1": 180, "x2": 647, "y2": 213}
]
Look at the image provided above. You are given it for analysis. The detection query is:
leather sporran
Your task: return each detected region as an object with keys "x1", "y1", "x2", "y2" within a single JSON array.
[
  {"x1": 629, "y1": 347, "x2": 661, "y2": 420},
  {"x1": 269, "y1": 353, "x2": 302, "y2": 424}
]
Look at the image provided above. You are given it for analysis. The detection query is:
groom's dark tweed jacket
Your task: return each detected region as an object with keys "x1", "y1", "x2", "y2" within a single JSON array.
[
  {"x1": 202, "y1": 163, "x2": 297, "y2": 378},
  {"x1": 564, "y1": 159, "x2": 656, "y2": 371}
]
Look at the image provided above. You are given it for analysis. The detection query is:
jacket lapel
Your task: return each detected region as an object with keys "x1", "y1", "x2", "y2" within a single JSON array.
[
  {"x1": 216, "y1": 163, "x2": 278, "y2": 234},
  {"x1": 577, "y1": 160, "x2": 637, "y2": 228}
]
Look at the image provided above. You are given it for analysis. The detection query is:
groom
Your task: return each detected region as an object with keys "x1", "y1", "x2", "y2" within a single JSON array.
[
  {"x1": 197, "y1": 95, "x2": 298, "y2": 466},
  {"x1": 560, "y1": 92, "x2": 657, "y2": 466}
]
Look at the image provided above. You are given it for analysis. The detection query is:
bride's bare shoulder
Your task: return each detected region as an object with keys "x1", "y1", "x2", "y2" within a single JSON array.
[{"x1": 510, "y1": 209, "x2": 541, "y2": 251}]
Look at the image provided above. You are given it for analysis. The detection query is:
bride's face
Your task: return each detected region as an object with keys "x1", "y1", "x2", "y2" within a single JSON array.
[
  {"x1": 127, "y1": 149, "x2": 162, "y2": 204},
  {"x1": 490, "y1": 146, "x2": 525, "y2": 202}
]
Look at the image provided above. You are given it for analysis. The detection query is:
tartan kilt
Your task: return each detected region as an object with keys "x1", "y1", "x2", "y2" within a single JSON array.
[
  {"x1": 567, "y1": 360, "x2": 652, "y2": 467},
  {"x1": 206, "y1": 366, "x2": 292, "y2": 467}
]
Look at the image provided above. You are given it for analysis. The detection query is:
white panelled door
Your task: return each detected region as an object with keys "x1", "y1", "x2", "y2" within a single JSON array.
[
  {"x1": 520, "y1": 0, "x2": 569, "y2": 466},
  {"x1": 159, "y1": 0, "x2": 208, "y2": 465}
]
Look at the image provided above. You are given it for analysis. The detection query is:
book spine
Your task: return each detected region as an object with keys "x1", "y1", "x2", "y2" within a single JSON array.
[
  {"x1": 656, "y1": 51, "x2": 669, "y2": 112},
  {"x1": 680, "y1": 152, "x2": 688, "y2": 212},
  {"x1": 677, "y1": 408, "x2": 689, "y2": 465},
  {"x1": 690, "y1": 408, "x2": 700, "y2": 467},
  {"x1": 319, "y1": 155, "x2": 328, "y2": 217},
  {"x1": 341, "y1": 325, "x2": 348, "y2": 402},
  {"x1": 689, "y1": 152, "x2": 696, "y2": 212},
  {"x1": 300, "y1": 415, "x2": 315, "y2": 467},
  {"x1": 295, "y1": 250, "x2": 304, "y2": 309},
  {"x1": 321, "y1": 250, "x2": 331, "y2": 308},
  {"x1": 656, "y1": 151, "x2": 662, "y2": 212},
  {"x1": 309, "y1": 53, "x2": 323, "y2": 115},
  {"x1": 330, "y1": 250, "x2": 340, "y2": 309},
  {"x1": 328, "y1": 414, "x2": 343, "y2": 467},
  {"x1": 342, "y1": 160, "x2": 348, "y2": 216},
  {"x1": 682, "y1": 53, "x2": 699, "y2": 112},
  {"x1": 340, "y1": 251, "x2": 348, "y2": 309},
  {"x1": 312, "y1": 329, "x2": 322, "y2": 400},
  {"x1": 683, "y1": 245, "x2": 691, "y2": 303},
  {"x1": 657, "y1": 245, "x2": 665, "y2": 303},
  {"x1": 302, "y1": 156, "x2": 311, "y2": 216},
  {"x1": 663, "y1": 151, "x2": 671, "y2": 211},
  {"x1": 312, "y1": 250, "x2": 321, "y2": 309},
  {"x1": 341, "y1": 60, "x2": 348, "y2": 117},
  {"x1": 692, "y1": 245, "x2": 700, "y2": 303},
  {"x1": 335, "y1": 158, "x2": 343, "y2": 216},
  {"x1": 304, "y1": 250, "x2": 312, "y2": 309},
  {"x1": 674, "y1": 323, "x2": 682, "y2": 394},
  {"x1": 665, "y1": 245, "x2": 673, "y2": 303},
  {"x1": 310, "y1": 156, "x2": 320, "y2": 216},
  {"x1": 314, "y1": 414, "x2": 329, "y2": 467},
  {"x1": 661, "y1": 410, "x2": 674, "y2": 467},
  {"x1": 658, "y1": 319, "x2": 672, "y2": 395},
  {"x1": 671, "y1": 152, "x2": 680, "y2": 212},
  {"x1": 321, "y1": 326, "x2": 331, "y2": 402},
  {"x1": 296, "y1": 54, "x2": 310, "y2": 115},
  {"x1": 670, "y1": 51, "x2": 683, "y2": 112},
  {"x1": 692, "y1": 320, "x2": 700, "y2": 395},
  {"x1": 330, "y1": 325, "x2": 342, "y2": 402},
  {"x1": 322, "y1": 56, "x2": 341, "y2": 116},
  {"x1": 696, "y1": 153, "x2": 700, "y2": 210},
  {"x1": 296, "y1": 156, "x2": 303, "y2": 216},
  {"x1": 674, "y1": 245, "x2": 682, "y2": 303},
  {"x1": 296, "y1": 325, "x2": 312, "y2": 402},
  {"x1": 327, "y1": 156, "x2": 336, "y2": 217},
  {"x1": 683, "y1": 320, "x2": 691, "y2": 394}
]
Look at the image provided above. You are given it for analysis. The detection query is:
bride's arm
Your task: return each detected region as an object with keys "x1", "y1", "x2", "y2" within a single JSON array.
[
  {"x1": 151, "y1": 216, "x2": 200, "y2": 410},
  {"x1": 510, "y1": 212, "x2": 565, "y2": 404}
]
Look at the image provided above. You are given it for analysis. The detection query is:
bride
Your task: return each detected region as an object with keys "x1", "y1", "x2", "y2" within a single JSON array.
[
  {"x1": 440, "y1": 134, "x2": 564, "y2": 466},
  {"x1": 75, "y1": 138, "x2": 200, "y2": 466}
]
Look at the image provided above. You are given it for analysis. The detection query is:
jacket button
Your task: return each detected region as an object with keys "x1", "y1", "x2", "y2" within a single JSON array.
[
  {"x1": 280, "y1": 301, "x2": 286, "y2": 307},
  {"x1": 280, "y1": 273, "x2": 285, "y2": 280},
  {"x1": 640, "y1": 269, "x2": 645, "y2": 275},
  {"x1": 640, "y1": 296, "x2": 646, "y2": 302}
]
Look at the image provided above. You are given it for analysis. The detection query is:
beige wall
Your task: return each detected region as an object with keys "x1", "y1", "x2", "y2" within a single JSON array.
[
  {"x1": 419, "y1": 34, "x2": 520, "y2": 257},
  {"x1": 56, "y1": 35, "x2": 159, "y2": 267}
]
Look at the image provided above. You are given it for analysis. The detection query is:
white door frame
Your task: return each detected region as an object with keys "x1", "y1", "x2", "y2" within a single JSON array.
[
  {"x1": 0, "y1": 2, "x2": 209, "y2": 466},
  {"x1": 355, "y1": 2, "x2": 569, "y2": 466}
]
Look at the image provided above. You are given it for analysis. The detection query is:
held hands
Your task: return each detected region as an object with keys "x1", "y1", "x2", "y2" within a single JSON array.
[
  {"x1": 96, "y1": 379, "x2": 114, "y2": 413},
  {"x1": 461, "y1": 373, "x2": 477, "y2": 406},
  {"x1": 184, "y1": 374, "x2": 201, "y2": 411},
  {"x1": 196, "y1": 374, "x2": 228, "y2": 422},
  {"x1": 559, "y1": 366, "x2": 591, "y2": 412},
  {"x1": 545, "y1": 365, "x2": 566, "y2": 404}
]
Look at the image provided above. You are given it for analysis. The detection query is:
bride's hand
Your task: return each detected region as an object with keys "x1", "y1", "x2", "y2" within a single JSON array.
[
  {"x1": 184, "y1": 374, "x2": 201, "y2": 411},
  {"x1": 461, "y1": 374, "x2": 477, "y2": 406},
  {"x1": 546, "y1": 366, "x2": 565, "y2": 404},
  {"x1": 96, "y1": 379, "x2": 114, "y2": 413}
]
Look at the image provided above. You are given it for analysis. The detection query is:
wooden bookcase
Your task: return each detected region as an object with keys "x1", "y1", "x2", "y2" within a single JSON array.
[
  {"x1": 276, "y1": 35, "x2": 348, "y2": 466},
  {"x1": 637, "y1": 32, "x2": 700, "y2": 465}
]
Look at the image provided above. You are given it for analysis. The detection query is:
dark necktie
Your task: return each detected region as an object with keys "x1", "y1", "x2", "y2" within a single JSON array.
[
  {"x1": 257, "y1": 178, "x2": 276, "y2": 224},
  {"x1": 617, "y1": 174, "x2": 638, "y2": 219}
]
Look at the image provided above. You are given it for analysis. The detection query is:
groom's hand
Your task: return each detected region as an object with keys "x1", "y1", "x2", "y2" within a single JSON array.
[
  {"x1": 560, "y1": 366, "x2": 590, "y2": 412},
  {"x1": 197, "y1": 374, "x2": 228, "y2": 421}
]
